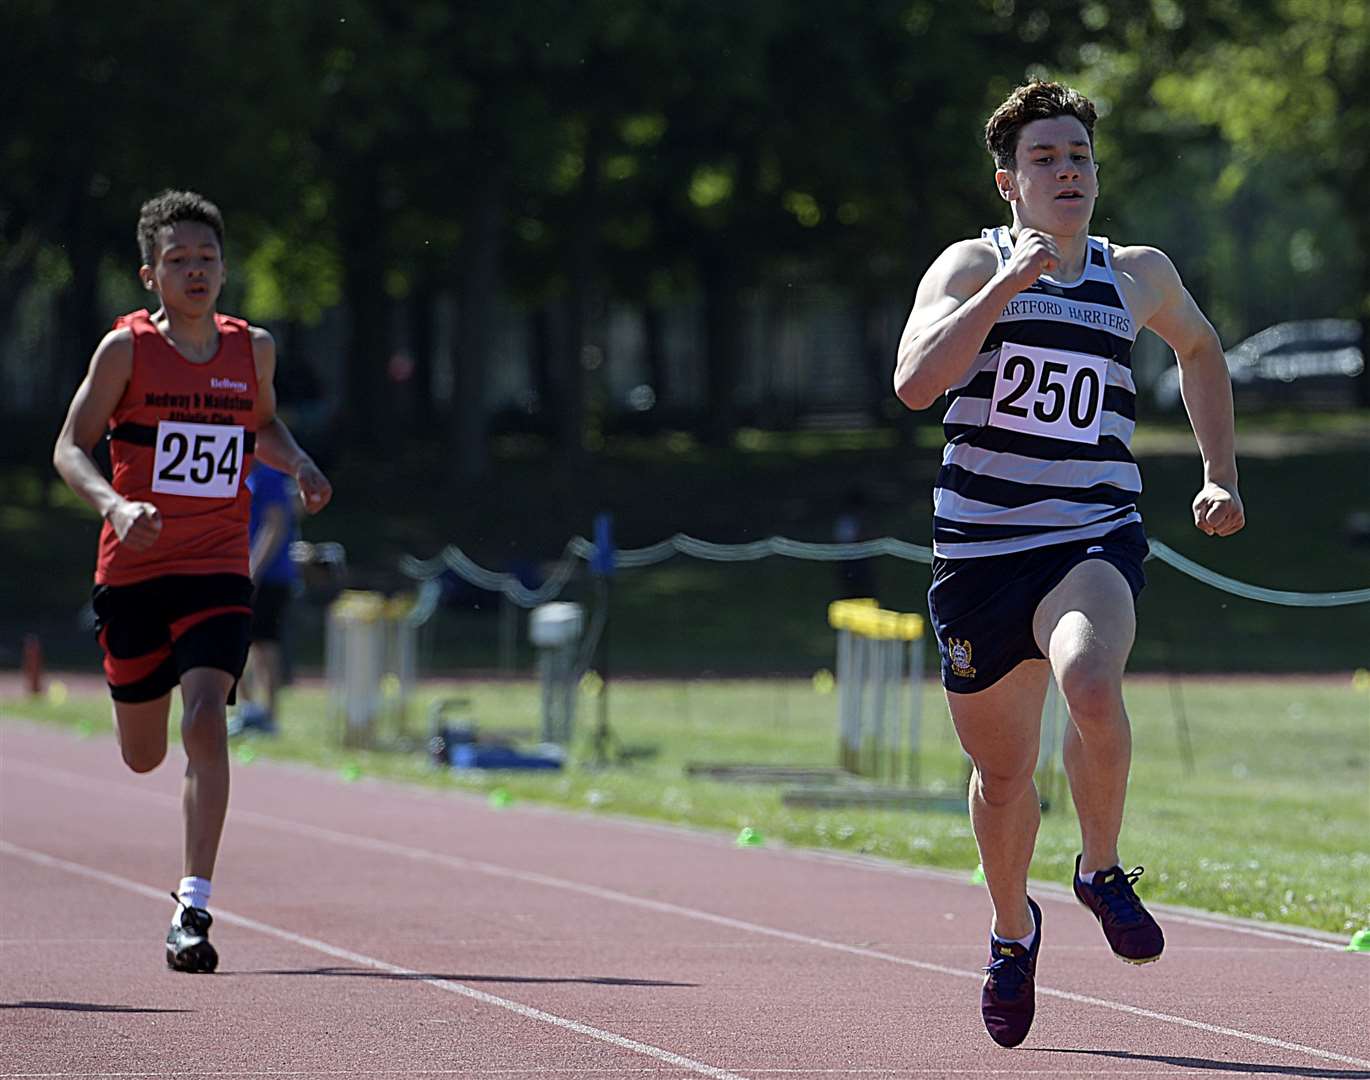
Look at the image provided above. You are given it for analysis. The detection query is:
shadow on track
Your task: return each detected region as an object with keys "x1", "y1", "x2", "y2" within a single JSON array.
[
  {"x1": 1, "y1": 1000, "x2": 192, "y2": 1014},
  {"x1": 226, "y1": 966, "x2": 696, "y2": 987},
  {"x1": 1033, "y1": 1048, "x2": 1370, "y2": 1078}
]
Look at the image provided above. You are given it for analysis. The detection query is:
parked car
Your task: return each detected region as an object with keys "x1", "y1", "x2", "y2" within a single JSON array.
[{"x1": 1153, "y1": 318, "x2": 1364, "y2": 409}]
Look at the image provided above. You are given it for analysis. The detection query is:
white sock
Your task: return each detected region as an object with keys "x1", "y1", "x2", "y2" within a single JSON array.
[
  {"x1": 993, "y1": 925, "x2": 1037, "y2": 951},
  {"x1": 174, "y1": 876, "x2": 212, "y2": 923},
  {"x1": 1078, "y1": 865, "x2": 1119, "y2": 887}
]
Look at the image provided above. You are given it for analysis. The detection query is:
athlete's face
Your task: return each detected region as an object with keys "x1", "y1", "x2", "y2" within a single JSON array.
[
  {"x1": 996, "y1": 116, "x2": 1098, "y2": 236},
  {"x1": 140, "y1": 221, "x2": 224, "y2": 316}
]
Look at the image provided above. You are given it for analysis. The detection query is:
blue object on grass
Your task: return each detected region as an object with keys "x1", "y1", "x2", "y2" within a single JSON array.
[{"x1": 449, "y1": 743, "x2": 563, "y2": 771}]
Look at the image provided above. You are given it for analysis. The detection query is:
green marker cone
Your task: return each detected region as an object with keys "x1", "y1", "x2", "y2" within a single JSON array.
[
  {"x1": 488, "y1": 787, "x2": 513, "y2": 808},
  {"x1": 735, "y1": 826, "x2": 764, "y2": 847},
  {"x1": 1347, "y1": 928, "x2": 1370, "y2": 952},
  {"x1": 339, "y1": 762, "x2": 362, "y2": 782},
  {"x1": 75, "y1": 719, "x2": 94, "y2": 740},
  {"x1": 971, "y1": 863, "x2": 986, "y2": 885},
  {"x1": 235, "y1": 744, "x2": 257, "y2": 765}
]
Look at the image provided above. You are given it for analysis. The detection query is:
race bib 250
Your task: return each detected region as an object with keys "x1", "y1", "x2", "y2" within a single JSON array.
[{"x1": 988, "y1": 341, "x2": 1109, "y2": 444}]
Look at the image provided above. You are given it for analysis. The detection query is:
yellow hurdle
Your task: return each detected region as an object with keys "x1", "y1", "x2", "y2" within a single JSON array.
[{"x1": 828, "y1": 598, "x2": 925, "y2": 784}]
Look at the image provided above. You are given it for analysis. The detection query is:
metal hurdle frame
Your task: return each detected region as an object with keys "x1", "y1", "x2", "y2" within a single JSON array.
[
  {"x1": 1034, "y1": 672, "x2": 1068, "y2": 811},
  {"x1": 828, "y1": 599, "x2": 925, "y2": 786}
]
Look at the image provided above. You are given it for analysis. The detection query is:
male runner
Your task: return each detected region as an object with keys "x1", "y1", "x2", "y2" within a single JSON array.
[
  {"x1": 53, "y1": 190, "x2": 332, "y2": 972},
  {"x1": 894, "y1": 81, "x2": 1243, "y2": 1047}
]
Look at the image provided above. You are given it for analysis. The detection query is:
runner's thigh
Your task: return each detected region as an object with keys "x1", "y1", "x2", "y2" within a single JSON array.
[{"x1": 947, "y1": 658, "x2": 1050, "y2": 779}]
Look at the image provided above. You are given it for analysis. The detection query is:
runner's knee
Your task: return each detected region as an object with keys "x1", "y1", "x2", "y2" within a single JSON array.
[
  {"x1": 181, "y1": 696, "x2": 228, "y2": 758},
  {"x1": 1056, "y1": 652, "x2": 1124, "y2": 725},
  {"x1": 113, "y1": 701, "x2": 169, "y2": 772},
  {"x1": 120, "y1": 740, "x2": 166, "y2": 773},
  {"x1": 971, "y1": 760, "x2": 1036, "y2": 807}
]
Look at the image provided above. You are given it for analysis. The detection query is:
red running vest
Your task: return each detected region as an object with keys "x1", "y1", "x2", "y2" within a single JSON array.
[{"x1": 95, "y1": 309, "x2": 259, "y2": 585}]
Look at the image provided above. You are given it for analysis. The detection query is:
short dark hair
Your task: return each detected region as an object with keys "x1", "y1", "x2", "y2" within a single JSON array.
[
  {"x1": 985, "y1": 80, "x2": 1097, "y2": 171},
  {"x1": 137, "y1": 189, "x2": 224, "y2": 265}
]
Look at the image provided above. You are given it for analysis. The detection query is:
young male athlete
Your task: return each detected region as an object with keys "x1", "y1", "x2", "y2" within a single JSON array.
[
  {"x1": 894, "y1": 81, "x2": 1243, "y2": 1047},
  {"x1": 52, "y1": 190, "x2": 332, "y2": 973}
]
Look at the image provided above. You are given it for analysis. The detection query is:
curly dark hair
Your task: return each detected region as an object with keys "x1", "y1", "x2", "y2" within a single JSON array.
[
  {"x1": 985, "y1": 80, "x2": 1097, "y2": 171},
  {"x1": 136, "y1": 189, "x2": 224, "y2": 265}
]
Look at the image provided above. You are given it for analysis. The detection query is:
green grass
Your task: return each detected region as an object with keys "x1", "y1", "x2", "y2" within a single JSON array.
[{"x1": 8, "y1": 673, "x2": 1368, "y2": 936}]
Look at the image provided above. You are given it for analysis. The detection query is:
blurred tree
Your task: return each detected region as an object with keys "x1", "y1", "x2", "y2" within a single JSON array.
[
  {"x1": 0, "y1": 0, "x2": 317, "y2": 489},
  {"x1": 1098, "y1": 0, "x2": 1370, "y2": 403},
  {"x1": 8, "y1": 0, "x2": 1364, "y2": 494}
]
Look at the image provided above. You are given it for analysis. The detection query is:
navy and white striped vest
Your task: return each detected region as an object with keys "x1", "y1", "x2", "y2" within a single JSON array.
[{"x1": 932, "y1": 226, "x2": 1142, "y2": 559}]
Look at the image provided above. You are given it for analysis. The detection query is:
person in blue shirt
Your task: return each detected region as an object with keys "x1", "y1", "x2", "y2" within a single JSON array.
[{"x1": 234, "y1": 463, "x2": 300, "y2": 734}]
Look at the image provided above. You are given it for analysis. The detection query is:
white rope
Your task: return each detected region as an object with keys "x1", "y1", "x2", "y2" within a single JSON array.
[
  {"x1": 1145, "y1": 539, "x2": 1370, "y2": 608},
  {"x1": 398, "y1": 533, "x2": 1370, "y2": 616}
]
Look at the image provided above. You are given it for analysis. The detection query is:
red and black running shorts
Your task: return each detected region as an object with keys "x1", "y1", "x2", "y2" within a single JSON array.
[{"x1": 91, "y1": 573, "x2": 253, "y2": 703}]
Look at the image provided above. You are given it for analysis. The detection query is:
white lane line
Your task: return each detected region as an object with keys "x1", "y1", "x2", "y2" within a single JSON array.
[
  {"x1": 0, "y1": 1071, "x2": 1303, "y2": 1079},
  {"x1": 3, "y1": 754, "x2": 1349, "y2": 955},
  {"x1": 2, "y1": 729, "x2": 1352, "y2": 952},
  {"x1": 0, "y1": 1070, "x2": 1283, "y2": 1078},
  {"x1": 0, "y1": 843, "x2": 749, "y2": 1080},
  {"x1": 7, "y1": 760, "x2": 1370, "y2": 1071},
  {"x1": 500, "y1": 795, "x2": 1354, "y2": 951}
]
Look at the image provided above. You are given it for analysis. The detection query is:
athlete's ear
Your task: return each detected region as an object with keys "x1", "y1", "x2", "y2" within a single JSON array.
[
  {"x1": 994, "y1": 167, "x2": 1015, "y2": 202},
  {"x1": 139, "y1": 264, "x2": 154, "y2": 290}
]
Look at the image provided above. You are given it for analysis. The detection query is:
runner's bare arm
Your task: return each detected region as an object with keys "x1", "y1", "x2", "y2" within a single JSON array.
[
  {"x1": 52, "y1": 329, "x2": 163, "y2": 550},
  {"x1": 895, "y1": 232, "x2": 1062, "y2": 410},
  {"x1": 249, "y1": 327, "x2": 332, "y2": 514},
  {"x1": 1122, "y1": 245, "x2": 1244, "y2": 537}
]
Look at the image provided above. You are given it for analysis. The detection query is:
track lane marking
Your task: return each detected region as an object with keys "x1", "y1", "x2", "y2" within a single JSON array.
[
  {"x1": 0, "y1": 1070, "x2": 1299, "y2": 1078},
  {"x1": 0, "y1": 843, "x2": 749, "y2": 1080},
  {"x1": 5, "y1": 759, "x2": 1368, "y2": 1071},
  {"x1": 0, "y1": 733, "x2": 1350, "y2": 952},
  {"x1": 0, "y1": 1070, "x2": 1319, "y2": 1078}
]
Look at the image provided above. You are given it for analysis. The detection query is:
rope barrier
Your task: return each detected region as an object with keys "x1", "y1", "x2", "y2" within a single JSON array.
[
  {"x1": 1145, "y1": 539, "x2": 1370, "y2": 608},
  {"x1": 400, "y1": 533, "x2": 1369, "y2": 614}
]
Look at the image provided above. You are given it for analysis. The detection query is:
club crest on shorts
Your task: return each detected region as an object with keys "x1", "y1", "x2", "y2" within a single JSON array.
[{"x1": 948, "y1": 637, "x2": 976, "y2": 679}]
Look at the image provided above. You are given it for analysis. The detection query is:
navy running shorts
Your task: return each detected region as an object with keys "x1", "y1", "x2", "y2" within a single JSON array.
[
  {"x1": 927, "y1": 523, "x2": 1148, "y2": 694},
  {"x1": 91, "y1": 573, "x2": 253, "y2": 703}
]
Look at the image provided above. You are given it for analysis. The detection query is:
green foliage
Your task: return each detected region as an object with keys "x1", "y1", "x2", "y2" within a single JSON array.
[
  {"x1": 4, "y1": 1, "x2": 1366, "y2": 469},
  {"x1": 1079, "y1": 0, "x2": 1370, "y2": 325},
  {"x1": 241, "y1": 231, "x2": 343, "y2": 325}
]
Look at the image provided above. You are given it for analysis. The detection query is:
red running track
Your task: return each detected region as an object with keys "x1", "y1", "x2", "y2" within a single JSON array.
[{"x1": 2, "y1": 719, "x2": 1366, "y2": 1079}]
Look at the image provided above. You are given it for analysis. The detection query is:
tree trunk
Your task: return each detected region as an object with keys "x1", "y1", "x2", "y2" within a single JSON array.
[
  {"x1": 557, "y1": 124, "x2": 604, "y2": 462},
  {"x1": 530, "y1": 305, "x2": 557, "y2": 425},
  {"x1": 54, "y1": 235, "x2": 102, "y2": 411},
  {"x1": 642, "y1": 303, "x2": 669, "y2": 423},
  {"x1": 409, "y1": 280, "x2": 437, "y2": 429},
  {"x1": 451, "y1": 165, "x2": 504, "y2": 482},
  {"x1": 701, "y1": 250, "x2": 741, "y2": 446},
  {"x1": 339, "y1": 169, "x2": 387, "y2": 451}
]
